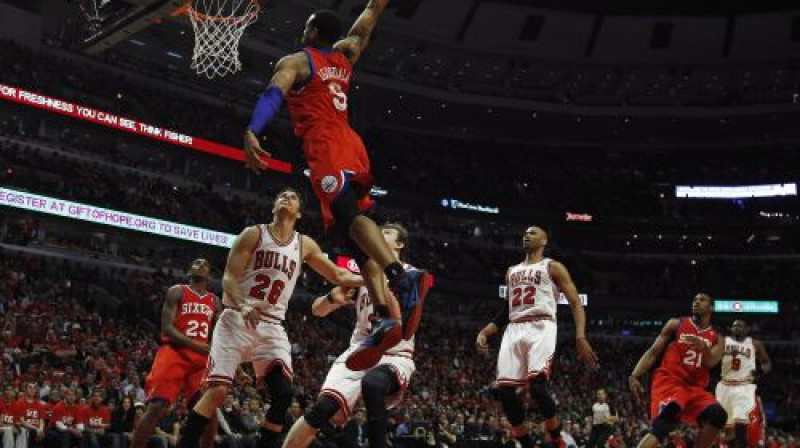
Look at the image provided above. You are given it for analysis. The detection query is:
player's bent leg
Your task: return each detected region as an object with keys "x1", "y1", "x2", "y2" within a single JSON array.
[
  {"x1": 528, "y1": 375, "x2": 562, "y2": 447},
  {"x1": 695, "y1": 404, "x2": 728, "y2": 448},
  {"x1": 131, "y1": 399, "x2": 169, "y2": 448},
  {"x1": 497, "y1": 386, "x2": 533, "y2": 448},
  {"x1": 281, "y1": 417, "x2": 322, "y2": 448},
  {"x1": 640, "y1": 401, "x2": 681, "y2": 448},
  {"x1": 361, "y1": 366, "x2": 400, "y2": 448},
  {"x1": 259, "y1": 366, "x2": 294, "y2": 448},
  {"x1": 178, "y1": 383, "x2": 230, "y2": 448}
]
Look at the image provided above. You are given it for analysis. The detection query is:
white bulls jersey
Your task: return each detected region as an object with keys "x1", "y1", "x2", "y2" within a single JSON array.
[
  {"x1": 227, "y1": 225, "x2": 302, "y2": 321},
  {"x1": 506, "y1": 258, "x2": 558, "y2": 321},
  {"x1": 349, "y1": 263, "x2": 414, "y2": 355},
  {"x1": 721, "y1": 336, "x2": 756, "y2": 383}
]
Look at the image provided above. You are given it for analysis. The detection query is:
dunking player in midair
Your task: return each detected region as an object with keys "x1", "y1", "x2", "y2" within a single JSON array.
[
  {"x1": 716, "y1": 320, "x2": 772, "y2": 448},
  {"x1": 133, "y1": 259, "x2": 219, "y2": 448},
  {"x1": 282, "y1": 223, "x2": 417, "y2": 448},
  {"x1": 476, "y1": 226, "x2": 598, "y2": 448},
  {"x1": 243, "y1": 1, "x2": 429, "y2": 371},
  {"x1": 628, "y1": 294, "x2": 728, "y2": 448},
  {"x1": 178, "y1": 188, "x2": 363, "y2": 448}
]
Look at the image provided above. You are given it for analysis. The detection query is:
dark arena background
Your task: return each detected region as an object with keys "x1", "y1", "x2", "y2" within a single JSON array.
[{"x1": 0, "y1": 1, "x2": 798, "y2": 448}]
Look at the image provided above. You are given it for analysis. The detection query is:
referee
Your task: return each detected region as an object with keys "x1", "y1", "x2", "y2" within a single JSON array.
[{"x1": 588, "y1": 389, "x2": 618, "y2": 448}]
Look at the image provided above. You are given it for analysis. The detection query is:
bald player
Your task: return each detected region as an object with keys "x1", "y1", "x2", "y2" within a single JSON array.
[
  {"x1": 477, "y1": 226, "x2": 598, "y2": 448},
  {"x1": 716, "y1": 320, "x2": 772, "y2": 448}
]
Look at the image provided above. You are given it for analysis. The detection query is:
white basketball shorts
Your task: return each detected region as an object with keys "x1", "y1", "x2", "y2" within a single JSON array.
[
  {"x1": 496, "y1": 319, "x2": 557, "y2": 386},
  {"x1": 205, "y1": 309, "x2": 292, "y2": 385}
]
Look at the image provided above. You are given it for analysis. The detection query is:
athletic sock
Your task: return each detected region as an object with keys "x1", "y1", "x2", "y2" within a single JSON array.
[
  {"x1": 178, "y1": 410, "x2": 210, "y2": 448},
  {"x1": 517, "y1": 434, "x2": 534, "y2": 448}
]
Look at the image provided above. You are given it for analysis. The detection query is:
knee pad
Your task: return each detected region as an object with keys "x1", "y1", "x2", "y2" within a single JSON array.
[
  {"x1": 330, "y1": 186, "x2": 361, "y2": 232},
  {"x1": 651, "y1": 402, "x2": 681, "y2": 442},
  {"x1": 263, "y1": 367, "x2": 293, "y2": 425},
  {"x1": 698, "y1": 404, "x2": 727, "y2": 430},
  {"x1": 497, "y1": 387, "x2": 526, "y2": 426},
  {"x1": 528, "y1": 376, "x2": 556, "y2": 420},
  {"x1": 304, "y1": 395, "x2": 340, "y2": 430}
]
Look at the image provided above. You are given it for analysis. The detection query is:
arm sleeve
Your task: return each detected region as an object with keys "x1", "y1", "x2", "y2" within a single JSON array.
[
  {"x1": 247, "y1": 87, "x2": 285, "y2": 135},
  {"x1": 491, "y1": 301, "x2": 510, "y2": 328}
]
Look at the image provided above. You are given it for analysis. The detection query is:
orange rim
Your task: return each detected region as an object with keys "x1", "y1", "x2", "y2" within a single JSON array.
[{"x1": 178, "y1": 0, "x2": 261, "y2": 23}]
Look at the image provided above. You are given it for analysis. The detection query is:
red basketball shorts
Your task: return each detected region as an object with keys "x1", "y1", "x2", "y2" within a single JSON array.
[
  {"x1": 145, "y1": 345, "x2": 207, "y2": 405},
  {"x1": 650, "y1": 373, "x2": 719, "y2": 424},
  {"x1": 303, "y1": 126, "x2": 374, "y2": 231}
]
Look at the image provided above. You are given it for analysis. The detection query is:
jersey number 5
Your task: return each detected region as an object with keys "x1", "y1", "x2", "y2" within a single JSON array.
[
  {"x1": 511, "y1": 286, "x2": 536, "y2": 307},
  {"x1": 683, "y1": 349, "x2": 703, "y2": 368},
  {"x1": 329, "y1": 82, "x2": 348, "y2": 112},
  {"x1": 249, "y1": 274, "x2": 286, "y2": 305}
]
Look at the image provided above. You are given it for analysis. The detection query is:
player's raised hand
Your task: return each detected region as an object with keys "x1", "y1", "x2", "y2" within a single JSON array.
[
  {"x1": 628, "y1": 376, "x2": 645, "y2": 405},
  {"x1": 576, "y1": 337, "x2": 599, "y2": 369},
  {"x1": 475, "y1": 331, "x2": 489, "y2": 356},
  {"x1": 243, "y1": 129, "x2": 271, "y2": 173},
  {"x1": 329, "y1": 286, "x2": 357, "y2": 305}
]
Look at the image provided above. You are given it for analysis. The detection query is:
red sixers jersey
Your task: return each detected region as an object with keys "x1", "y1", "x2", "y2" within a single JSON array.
[
  {"x1": 161, "y1": 286, "x2": 216, "y2": 346},
  {"x1": 287, "y1": 47, "x2": 352, "y2": 137},
  {"x1": 654, "y1": 317, "x2": 718, "y2": 388}
]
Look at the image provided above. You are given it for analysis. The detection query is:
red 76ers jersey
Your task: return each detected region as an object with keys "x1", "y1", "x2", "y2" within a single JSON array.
[
  {"x1": 162, "y1": 286, "x2": 216, "y2": 345},
  {"x1": 655, "y1": 317, "x2": 718, "y2": 387},
  {"x1": 287, "y1": 47, "x2": 352, "y2": 137}
]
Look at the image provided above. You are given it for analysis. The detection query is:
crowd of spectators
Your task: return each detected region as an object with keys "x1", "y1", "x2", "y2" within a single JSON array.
[{"x1": 1, "y1": 244, "x2": 799, "y2": 448}]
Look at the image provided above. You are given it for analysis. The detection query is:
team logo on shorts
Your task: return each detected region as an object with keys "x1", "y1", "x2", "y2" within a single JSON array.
[{"x1": 321, "y1": 175, "x2": 339, "y2": 193}]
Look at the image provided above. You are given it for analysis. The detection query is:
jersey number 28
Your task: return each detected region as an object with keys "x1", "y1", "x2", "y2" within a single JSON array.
[
  {"x1": 249, "y1": 274, "x2": 286, "y2": 305},
  {"x1": 329, "y1": 82, "x2": 348, "y2": 112}
]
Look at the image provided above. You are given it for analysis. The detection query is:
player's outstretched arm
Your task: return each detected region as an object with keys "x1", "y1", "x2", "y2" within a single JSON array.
[
  {"x1": 550, "y1": 260, "x2": 598, "y2": 368},
  {"x1": 629, "y1": 318, "x2": 680, "y2": 403},
  {"x1": 334, "y1": 0, "x2": 391, "y2": 64},
  {"x1": 161, "y1": 284, "x2": 209, "y2": 355},
  {"x1": 753, "y1": 339, "x2": 772, "y2": 375},
  {"x1": 311, "y1": 287, "x2": 357, "y2": 317},
  {"x1": 223, "y1": 226, "x2": 262, "y2": 326},
  {"x1": 301, "y1": 235, "x2": 364, "y2": 288},
  {"x1": 244, "y1": 53, "x2": 307, "y2": 172}
]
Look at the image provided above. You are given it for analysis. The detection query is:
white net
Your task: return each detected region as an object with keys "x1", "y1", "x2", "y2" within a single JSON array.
[{"x1": 188, "y1": 0, "x2": 261, "y2": 79}]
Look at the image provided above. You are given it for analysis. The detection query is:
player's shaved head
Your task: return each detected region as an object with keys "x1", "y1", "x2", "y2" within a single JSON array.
[
  {"x1": 307, "y1": 10, "x2": 341, "y2": 46},
  {"x1": 731, "y1": 319, "x2": 748, "y2": 338}
]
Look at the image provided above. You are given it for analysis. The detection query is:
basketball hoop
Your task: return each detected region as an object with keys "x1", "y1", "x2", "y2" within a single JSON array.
[{"x1": 187, "y1": 0, "x2": 261, "y2": 79}]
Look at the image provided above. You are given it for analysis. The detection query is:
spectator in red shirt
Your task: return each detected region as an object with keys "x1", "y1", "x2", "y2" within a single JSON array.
[
  {"x1": 81, "y1": 389, "x2": 112, "y2": 448},
  {"x1": 46, "y1": 388, "x2": 85, "y2": 448},
  {"x1": 1, "y1": 384, "x2": 18, "y2": 448},
  {"x1": 12, "y1": 382, "x2": 46, "y2": 447}
]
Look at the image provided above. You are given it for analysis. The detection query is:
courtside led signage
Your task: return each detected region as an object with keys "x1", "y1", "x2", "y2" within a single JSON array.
[
  {"x1": 0, "y1": 83, "x2": 292, "y2": 173},
  {"x1": 440, "y1": 198, "x2": 499, "y2": 214},
  {"x1": 0, "y1": 187, "x2": 235, "y2": 247},
  {"x1": 676, "y1": 184, "x2": 796, "y2": 199},
  {"x1": 714, "y1": 300, "x2": 778, "y2": 314}
]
